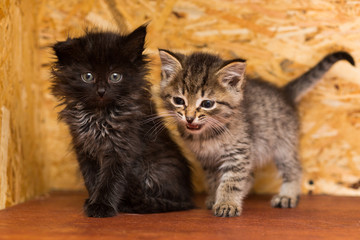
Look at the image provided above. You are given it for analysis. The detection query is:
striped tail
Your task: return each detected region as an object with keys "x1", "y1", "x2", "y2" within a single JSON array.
[{"x1": 283, "y1": 51, "x2": 355, "y2": 103}]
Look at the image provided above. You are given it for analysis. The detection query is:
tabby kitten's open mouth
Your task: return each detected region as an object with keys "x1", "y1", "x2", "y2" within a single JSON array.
[{"x1": 186, "y1": 123, "x2": 202, "y2": 131}]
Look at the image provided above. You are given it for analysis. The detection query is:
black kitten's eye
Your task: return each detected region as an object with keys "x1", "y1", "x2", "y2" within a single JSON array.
[
  {"x1": 81, "y1": 72, "x2": 94, "y2": 83},
  {"x1": 173, "y1": 97, "x2": 185, "y2": 106},
  {"x1": 109, "y1": 73, "x2": 123, "y2": 83},
  {"x1": 200, "y1": 100, "x2": 215, "y2": 109}
]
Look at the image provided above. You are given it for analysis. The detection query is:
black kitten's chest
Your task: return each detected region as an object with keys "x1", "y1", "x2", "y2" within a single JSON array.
[
  {"x1": 74, "y1": 109, "x2": 116, "y2": 135},
  {"x1": 63, "y1": 106, "x2": 140, "y2": 156}
]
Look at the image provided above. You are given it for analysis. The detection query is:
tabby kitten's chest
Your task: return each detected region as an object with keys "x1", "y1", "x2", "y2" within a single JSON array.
[{"x1": 186, "y1": 137, "x2": 226, "y2": 168}]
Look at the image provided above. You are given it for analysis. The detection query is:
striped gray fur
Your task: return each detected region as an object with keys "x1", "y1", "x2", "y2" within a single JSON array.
[
  {"x1": 284, "y1": 51, "x2": 355, "y2": 102},
  {"x1": 159, "y1": 50, "x2": 355, "y2": 217}
]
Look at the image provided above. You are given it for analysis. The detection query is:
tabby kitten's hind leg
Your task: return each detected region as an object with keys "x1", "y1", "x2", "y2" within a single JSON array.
[{"x1": 271, "y1": 144, "x2": 302, "y2": 208}]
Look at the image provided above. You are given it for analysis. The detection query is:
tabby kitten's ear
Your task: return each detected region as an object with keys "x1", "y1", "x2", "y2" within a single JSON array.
[
  {"x1": 216, "y1": 59, "x2": 246, "y2": 90},
  {"x1": 125, "y1": 24, "x2": 147, "y2": 62},
  {"x1": 158, "y1": 49, "x2": 183, "y2": 88}
]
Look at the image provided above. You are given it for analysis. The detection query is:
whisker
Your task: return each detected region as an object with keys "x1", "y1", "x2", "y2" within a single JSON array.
[
  {"x1": 145, "y1": 119, "x2": 166, "y2": 136},
  {"x1": 205, "y1": 116, "x2": 234, "y2": 142},
  {"x1": 141, "y1": 113, "x2": 178, "y2": 126},
  {"x1": 144, "y1": 112, "x2": 178, "y2": 136},
  {"x1": 141, "y1": 114, "x2": 177, "y2": 124},
  {"x1": 147, "y1": 118, "x2": 178, "y2": 141}
]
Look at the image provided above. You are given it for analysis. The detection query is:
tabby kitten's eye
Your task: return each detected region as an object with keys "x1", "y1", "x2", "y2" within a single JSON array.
[
  {"x1": 200, "y1": 100, "x2": 215, "y2": 109},
  {"x1": 173, "y1": 97, "x2": 185, "y2": 106},
  {"x1": 81, "y1": 72, "x2": 94, "y2": 83},
  {"x1": 109, "y1": 73, "x2": 123, "y2": 83}
]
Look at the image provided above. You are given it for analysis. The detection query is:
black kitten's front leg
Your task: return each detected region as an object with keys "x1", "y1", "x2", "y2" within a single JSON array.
[
  {"x1": 77, "y1": 153, "x2": 99, "y2": 195},
  {"x1": 85, "y1": 155, "x2": 127, "y2": 218},
  {"x1": 76, "y1": 152, "x2": 101, "y2": 215}
]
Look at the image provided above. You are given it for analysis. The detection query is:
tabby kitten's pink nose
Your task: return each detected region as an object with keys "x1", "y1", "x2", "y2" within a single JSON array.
[{"x1": 186, "y1": 117, "x2": 194, "y2": 123}]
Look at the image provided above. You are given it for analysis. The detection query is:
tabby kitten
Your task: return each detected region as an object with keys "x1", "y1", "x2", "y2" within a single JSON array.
[
  {"x1": 50, "y1": 25, "x2": 193, "y2": 218},
  {"x1": 159, "y1": 49, "x2": 354, "y2": 217}
]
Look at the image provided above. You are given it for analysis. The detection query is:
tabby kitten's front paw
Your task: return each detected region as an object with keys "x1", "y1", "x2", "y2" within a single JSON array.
[
  {"x1": 84, "y1": 200, "x2": 117, "y2": 218},
  {"x1": 213, "y1": 202, "x2": 241, "y2": 217},
  {"x1": 271, "y1": 195, "x2": 299, "y2": 208}
]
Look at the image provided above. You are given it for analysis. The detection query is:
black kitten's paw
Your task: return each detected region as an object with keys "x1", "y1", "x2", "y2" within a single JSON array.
[
  {"x1": 213, "y1": 202, "x2": 241, "y2": 217},
  {"x1": 271, "y1": 195, "x2": 299, "y2": 208},
  {"x1": 84, "y1": 201, "x2": 117, "y2": 218}
]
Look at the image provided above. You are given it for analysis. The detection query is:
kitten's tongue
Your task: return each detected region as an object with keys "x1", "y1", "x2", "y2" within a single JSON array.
[{"x1": 186, "y1": 123, "x2": 201, "y2": 130}]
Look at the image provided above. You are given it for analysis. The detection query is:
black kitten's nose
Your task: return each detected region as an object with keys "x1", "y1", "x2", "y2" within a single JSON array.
[
  {"x1": 97, "y1": 88, "x2": 106, "y2": 97},
  {"x1": 186, "y1": 117, "x2": 194, "y2": 123}
]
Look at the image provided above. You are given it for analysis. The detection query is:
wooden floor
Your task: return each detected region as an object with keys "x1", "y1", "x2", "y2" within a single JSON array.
[{"x1": 0, "y1": 192, "x2": 359, "y2": 240}]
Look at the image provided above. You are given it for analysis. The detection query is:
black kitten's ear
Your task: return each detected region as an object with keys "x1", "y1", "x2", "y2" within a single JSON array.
[
  {"x1": 53, "y1": 38, "x2": 75, "y2": 65},
  {"x1": 158, "y1": 49, "x2": 183, "y2": 88},
  {"x1": 125, "y1": 24, "x2": 147, "y2": 62},
  {"x1": 216, "y1": 59, "x2": 246, "y2": 90}
]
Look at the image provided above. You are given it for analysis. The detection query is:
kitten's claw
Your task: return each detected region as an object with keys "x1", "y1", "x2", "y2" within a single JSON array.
[
  {"x1": 213, "y1": 202, "x2": 241, "y2": 217},
  {"x1": 84, "y1": 200, "x2": 117, "y2": 218},
  {"x1": 271, "y1": 195, "x2": 299, "y2": 208}
]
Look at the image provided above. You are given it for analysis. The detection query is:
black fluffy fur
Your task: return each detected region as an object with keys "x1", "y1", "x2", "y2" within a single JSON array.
[{"x1": 50, "y1": 25, "x2": 193, "y2": 218}]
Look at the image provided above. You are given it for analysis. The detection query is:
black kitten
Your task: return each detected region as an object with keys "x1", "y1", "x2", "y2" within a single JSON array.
[{"x1": 50, "y1": 25, "x2": 193, "y2": 218}]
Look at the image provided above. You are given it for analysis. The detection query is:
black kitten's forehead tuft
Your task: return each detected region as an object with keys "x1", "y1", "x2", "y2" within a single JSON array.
[
  {"x1": 54, "y1": 26, "x2": 147, "y2": 69},
  {"x1": 76, "y1": 32, "x2": 132, "y2": 64}
]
